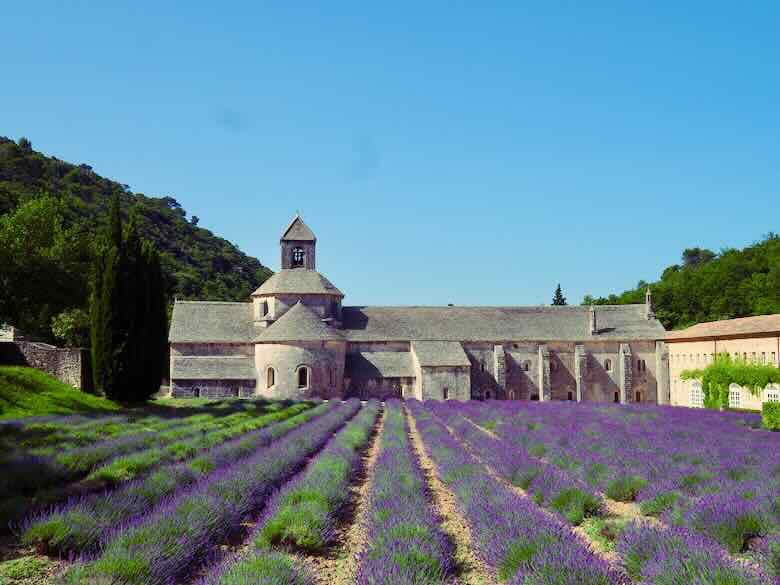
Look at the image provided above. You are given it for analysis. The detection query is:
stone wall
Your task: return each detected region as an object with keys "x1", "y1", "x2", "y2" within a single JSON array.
[
  {"x1": 254, "y1": 340, "x2": 346, "y2": 400},
  {"x1": 0, "y1": 341, "x2": 91, "y2": 390},
  {"x1": 171, "y1": 378, "x2": 257, "y2": 399}
]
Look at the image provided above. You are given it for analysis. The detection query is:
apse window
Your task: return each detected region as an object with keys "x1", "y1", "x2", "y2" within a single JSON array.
[
  {"x1": 297, "y1": 366, "x2": 309, "y2": 388},
  {"x1": 266, "y1": 367, "x2": 275, "y2": 388},
  {"x1": 604, "y1": 359, "x2": 612, "y2": 372},
  {"x1": 443, "y1": 387, "x2": 449, "y2": 400},
  {"x1": 292, "y1": 247, "x2": 305, "y2": 267}
]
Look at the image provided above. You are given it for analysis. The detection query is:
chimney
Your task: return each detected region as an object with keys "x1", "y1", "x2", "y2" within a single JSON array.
[
  {"x1": 645, "y1": 287, "x2": 655, "y2": 320},
  {"x1": 589, "y1": 305, "x2": 598, "y2": 335}
]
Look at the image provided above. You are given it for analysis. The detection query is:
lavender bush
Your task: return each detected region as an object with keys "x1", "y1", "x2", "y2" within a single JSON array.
[
  {"x1": 62, "y1": 400, "x2": 361, "y2": 585},
  {"x1": 355, "y1": 399, "x2": 453, "y2": 584}
]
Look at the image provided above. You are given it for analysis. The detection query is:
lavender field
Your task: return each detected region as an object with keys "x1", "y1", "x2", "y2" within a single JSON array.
[{"x1": 1, "y1": 398, "x2": 779, "y2": 585}]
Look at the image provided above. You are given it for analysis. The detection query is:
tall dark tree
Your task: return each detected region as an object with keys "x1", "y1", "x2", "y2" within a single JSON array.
[
  {"x1": 90, "y1": 195, "x2": 167, "y2": 402},
  {"x1": 552, "y1": 284, "x2": 567, "y2": 306}
]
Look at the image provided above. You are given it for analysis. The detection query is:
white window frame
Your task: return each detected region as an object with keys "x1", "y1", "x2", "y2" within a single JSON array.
[
  {"x1": 690, "y1": 381, "x2": 704, "y2": 408},
  {"x1": 728, "y1": 384, "x2": 741, "y2": 409}
]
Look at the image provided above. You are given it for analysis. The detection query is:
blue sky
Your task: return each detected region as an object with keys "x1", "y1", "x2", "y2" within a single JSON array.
[{"x1": 2, "y1": 2, "x2": 778, "y2": 306}]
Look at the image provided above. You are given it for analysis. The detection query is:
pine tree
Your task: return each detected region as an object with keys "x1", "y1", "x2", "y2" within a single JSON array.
[
  {"x1": 90, "y1": 195, "x2": 167, "y2": 402},
  {"x1": 552, "y1": 284, "x2": 567, "y2": 306}
]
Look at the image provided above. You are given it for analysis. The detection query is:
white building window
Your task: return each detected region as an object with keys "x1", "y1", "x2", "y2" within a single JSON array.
[
  {"x1": 728, "y1": 385, "x2": 741, "y2": 409},
  {"x1": 604, "y1": 358, "x2": 612, "y2": 372},
  {"x1": 766, "y1": 387, "x2": 780, "y2": 403},
  {"x1": 690, "y1": 381, "x2": 704, "y2": 408}
]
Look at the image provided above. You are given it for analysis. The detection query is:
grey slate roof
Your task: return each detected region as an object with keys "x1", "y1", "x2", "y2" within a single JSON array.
[
  {"x1": 169, "y1": 301, "x2": 254, "y2": 343},
  {"x1": 172, "y1": 356, "x2": 256, "y2": 379},
  {"x1": 345, "y1": 351, "x2": 415, "y2": 378},
  {"x1": 412, "y1": 340, "x2": 471, "y2": 367},
  {"x1": 256, "y1": 301, "x2": 344, "y2": 343},
  {"x1": 341, "y1": 305, "x2": 665, "y2": 342},
  {"x1": 251, "y1": 269, "x2": 343, "y2": 297},
  {"x1": 281, "y1": 216, "x2": 316, "y2": 241}
]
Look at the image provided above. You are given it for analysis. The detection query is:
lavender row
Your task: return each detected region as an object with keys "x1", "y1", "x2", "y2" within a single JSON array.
[
  {"x1": 198, "y1": 400, "x2": 381, "y2": 585},
  {"x1": 62, "y1": 399, "x2": 362, "y2": 585},
  {"x1": 22, "y1": 402, "x2": 330, "y2": 554},
  {"x1": 425, "y1": 400, "x2": 603, "y2": 526},
  {"x1": 407, "y1": 400, "x2": 620, "y2": 584},
  {"x1": 355, "y1": 399, "x2": 453, "y2": 585},
  {"x1": 461, "y1": 400, "x2": 780, "y2": 579}
]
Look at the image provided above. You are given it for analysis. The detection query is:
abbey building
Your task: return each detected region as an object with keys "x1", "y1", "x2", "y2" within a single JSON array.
[{"x1": 169, "y1": 216, "x2": 669, "y2": 403}]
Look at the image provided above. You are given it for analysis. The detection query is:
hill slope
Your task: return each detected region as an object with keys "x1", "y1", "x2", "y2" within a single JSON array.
[
  {"x1": 0, "y1": 136, "x2": 272, "y2": 300},
  {"x1": 0, "y1": 136, "x2": 272, "y2": 341},
  {"x1": 0, "y1": 366, "x2": 119, "y2": 419},
  {"x1": 586, "y1": 236, "x2": 780, "y2": 330}
]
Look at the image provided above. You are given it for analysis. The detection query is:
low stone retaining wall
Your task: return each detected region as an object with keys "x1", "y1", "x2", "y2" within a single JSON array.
[{"x1": 0, "y1": 341, "x2": 92, "y2": 391}]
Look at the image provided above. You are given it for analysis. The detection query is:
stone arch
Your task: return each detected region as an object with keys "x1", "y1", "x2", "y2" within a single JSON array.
[{"x1": 296, "y1": 364, "x2": 311, "y2": 389}]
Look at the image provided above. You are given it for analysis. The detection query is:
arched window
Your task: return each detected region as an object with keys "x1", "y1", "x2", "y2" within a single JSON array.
[
  {"x1": 613, "y1": 391, "x2": 620, "y2": 403},
  {"x1": 297, "y1": 366, "x2": 309, "y2": 389},
  {"x1": 261, "y1": 300, "x2": 268, "y2": 316},
  {"x1": 635, "y1": 391, "x2": 642, "y2": 402},
  {"x1": 442, "y1": 387, "x2": 449, "y2": 400},
  {"x1": 604, "y1": 358, "x2": 612, "y2": 372},
  {"x1": 266, "y1": 367, "x2": 275, "y2": 388},
  {"x1": 292, "y1": 247, "x2": 305, "y2": 267},
  {"x1": 567, "y1": 391, "x2": 573, "y2": 401},
  {"x1": 522, "y1": 360, "x2": 531, "y2": 372},
  {"x1": 766, "y1": 386, "x2": 780, "y2": 403}
]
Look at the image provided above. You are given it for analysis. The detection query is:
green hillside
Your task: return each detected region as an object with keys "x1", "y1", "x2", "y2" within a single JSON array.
[
  {"x1": 0, "y1": 136, "x2": 272, "y2": 342},
  {"x1": 0, "y1": 366, "x2": 119, "y2": 419},
  {"x1": 584, "y1": 236, "x2": 780, "y2": 330}
]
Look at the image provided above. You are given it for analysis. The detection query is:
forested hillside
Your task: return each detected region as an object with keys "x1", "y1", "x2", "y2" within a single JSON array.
[
  {"x1": 0, "y1": 136, "x2": 272, "y2": 343},
  {"x1": 584, "y1": 236, "x2": 780, "y2": 330}
]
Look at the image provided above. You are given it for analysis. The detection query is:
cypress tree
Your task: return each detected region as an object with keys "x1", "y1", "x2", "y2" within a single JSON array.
[{"x1": 90, "y1": 196, "x2": 168, "y2": 402}]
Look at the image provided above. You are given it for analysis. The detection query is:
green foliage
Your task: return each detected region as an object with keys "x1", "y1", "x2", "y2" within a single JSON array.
[
  {"x1": 0, "y1": 366, "x2": 119, "y2": 419},
  {"x1": 552, "y1": 283, "x2": 567, "y2": 306},
  {"x1": 585, "y1": 235, "x2": 780, "y2": 329},
  {"x1": 682, "y1": 354, "x2": 780, "y2": 409},
  {"x1": 550, "y1": 487, "x2": 602, "y2": 525},
  {"x1": 580, "y1": 517, "x2": 628, "y2": 552},
  {"x1": 0, "y1": 555, "x2": 54, "y2": 584},
  {"x1": 0, "y1": 136, "x2": 272, "y2": 342},
  {"x1": 763, "y1": 402, "x2": 780, "y2": 431},
  {"x1": 605, "y1": 475, "x2": 647, "y2": 502},
  {"x1": 90, "y1": 197, "x2": 168, "y2": 402},
  {"x1": 51, "y1": 307, "x2": 90, "y2": 347},
  {"x1": 639, "y1": 491, "x2": 679, "y2": 516}
]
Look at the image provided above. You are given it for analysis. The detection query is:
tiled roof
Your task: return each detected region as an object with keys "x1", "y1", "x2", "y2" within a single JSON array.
[
  {"x1": 169, "y1": 301, "x2": 254, "y2": 343},
  {"x1": 251, "y1": 269, "x2": 343, "y2": 297},
  {"x1": 171, "y1": 356, "x2": 256, "y2": 379},
  {"x1": 341, "y1": 305, "x2": 665, "y2": 342},
  {"x1": 412, "y1": 340, "x2": 471, "y2": 367},
  {"x1": 281, "y1": 215, "x2": 316, "y2": 241},
  {"x1": 345, "y1": 351, "x2": 415, "y2": 378},
  {"x1": 255, "y1": 301, "x2": 344, "y2": 343},
  {"x1": 666, "y1": 314, "x2": 780, "y2": 341}
]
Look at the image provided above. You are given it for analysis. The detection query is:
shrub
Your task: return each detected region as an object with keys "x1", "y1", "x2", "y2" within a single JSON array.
[
  {"x1": 606, "y1": 475, "x2": 647, "y2": 502},
  {"x1": 762, "y1": 402, "x2": 780, "y2": 431},
  {"x1": 550, "y1": 488, "x2": 602, "y2": 526},
  {"x1": 639, "y1": 491, "x2": 679, "y2": 516}
]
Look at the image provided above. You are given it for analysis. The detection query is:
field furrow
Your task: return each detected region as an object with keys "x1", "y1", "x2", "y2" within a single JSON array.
[
  {"x1": 22, "y1": 401, "x2": 331, "y2": 555},
  {"x1": 195, "y1": 400, "x2": 381, "y2": 585},
  {"x1": 61, "y1": 400, "x2": 362, "y2": 585}
]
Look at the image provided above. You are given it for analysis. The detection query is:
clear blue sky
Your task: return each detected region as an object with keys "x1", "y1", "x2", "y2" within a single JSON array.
[{"x1": 2, "y1": 2, "x2": 778, "y2": 306}]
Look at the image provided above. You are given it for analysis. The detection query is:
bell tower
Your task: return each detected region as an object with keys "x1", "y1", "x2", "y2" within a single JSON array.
[{"x1": 280, "y1": 215, "x2": 316, "y2": 270}]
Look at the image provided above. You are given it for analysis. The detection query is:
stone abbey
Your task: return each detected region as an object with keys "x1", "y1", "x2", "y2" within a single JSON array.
[{"x1": 169, "y1": 216, "x2": 670, "y2": 403}]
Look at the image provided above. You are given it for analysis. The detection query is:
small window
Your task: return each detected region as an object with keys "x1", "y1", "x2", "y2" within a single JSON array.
[
  {"x1": 743, "y1": 352, "x2": 747, "y2": 361},
  {"x1": 509, "y1": 390, "x2": 516, "y2": 400},
  {"x1": 604, "y1": 358, "x2": 612, "y2": 372},
  {"x1": 772, "y1": 352, "x2": 777, "y2": 364},
  {"x1": 614, "y1": 391, "x2": 620, "y2": 403},
  {"x1": 298, "y1": 367, "x2": 309, "y2": 389},
  {"x1": 690, "y1": 381, "x2": 704, "y2": 408},
  {"x1": 728, "y1": 386, "x2": 741, "y2": 409},
  {"x1": 567, "y1": 391, "x2": 573, "y2": 401},
  {"x1": 443, "y1": 387, "x2": 449, "y2": 400},
  {"x1": 766, "y1": 389, "x2": 780, "y2": 403},
  {"x1": 480, "y1": 361, "x2": 486, "y2": 372},
  {"x1": 485, "y1": 390, "x2": 491, "y2": 400},
  {"x1": 513, "y1": 344, "x2": 518, "y2": 349},
  {"x1": 760, "y1": 352, "x2": 766, "y2": 364},
  {"x1": 522, "y1": 360, "x2": 530, "y2": 372},
  {"x1": 329, "y1": 368, "x2": 335, "y2": 386},
  {"x1": 292, "y1": 247, "x2": 305, "y2": 267},
  {"x1": 530, "y1": 393, "x2": 539, "y2": 401},
  {"x1": 266, "y1": 367, "x2": 275, "y2": 388},
  {"x1": 635, "y1": 391, "x2": 642, "y2": 402}
]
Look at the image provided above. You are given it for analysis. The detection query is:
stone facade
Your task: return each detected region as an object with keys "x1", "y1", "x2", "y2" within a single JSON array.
[{"x1": 169, "y1": 215, "x2": 671, "y2": 403}]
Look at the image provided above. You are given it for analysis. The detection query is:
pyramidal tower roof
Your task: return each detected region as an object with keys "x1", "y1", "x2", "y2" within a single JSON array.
[
  {"x1": 256, "y1": 301, "x2": 343, "y2": 342},
  {"x1": 281, "y1": 215, "x2": 316, "y2": 242}
]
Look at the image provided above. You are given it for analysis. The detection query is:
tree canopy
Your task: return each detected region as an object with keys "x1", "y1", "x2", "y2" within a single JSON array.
[
  {"x1": 0, "y1": 136, "x2": 273, "y2": 342},
  {"x1": 582, "y1": 235, "x2": 780, "y2": 330}
]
